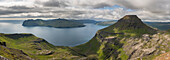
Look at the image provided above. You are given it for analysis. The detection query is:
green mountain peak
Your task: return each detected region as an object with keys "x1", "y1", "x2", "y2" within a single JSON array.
[
  {"x1": 102, "y1": 15, "x2": 157, "y2": 36},
  {"x1": 114, "y1": 15, "x2": 148, "y2": 29}
]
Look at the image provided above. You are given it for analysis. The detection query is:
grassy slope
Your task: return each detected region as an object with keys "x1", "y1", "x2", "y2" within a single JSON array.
[
  {"x1": 72, "y1": 35, "x2": 101, "y2": 55},
  {"x1": 0, "y1": 45, "x2": 31, "y2": 60},
  {"x1": 0, "y1": 33, "x2": 77, "y2": 60}
]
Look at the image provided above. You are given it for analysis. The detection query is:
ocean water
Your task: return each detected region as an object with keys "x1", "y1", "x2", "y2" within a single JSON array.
[{"x1": 0, "y1": 20, "x2": 107, "y2": 46}]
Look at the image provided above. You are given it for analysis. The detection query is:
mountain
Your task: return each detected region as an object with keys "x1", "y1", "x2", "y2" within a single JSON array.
[
  {"x1": 22, "y1": 19, "x2": 85, "y2": 28},
  {"x1": 101, "y1": 15, "x2": 157, "y2": 36},
  {"x1": 72, "y1": 15, "x2": 170, "y2": 60}
]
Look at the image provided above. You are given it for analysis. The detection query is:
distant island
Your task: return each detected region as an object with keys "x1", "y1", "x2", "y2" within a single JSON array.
[
  {"x1": 22, "y1": 19, "x2": 86, "y2": 28},
  {"x1": 96, "y1": 20, "x2": 116, "y2": 26}
]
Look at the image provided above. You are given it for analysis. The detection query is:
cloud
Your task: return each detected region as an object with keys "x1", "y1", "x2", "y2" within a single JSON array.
[
  {"x1": 0, "y1": 9, "x2": 25, "y2": 15},
  {"x1": 42, "y1": 0, "x2": 69, "y2": 7},
  {"x1": 115, "y1": 0, "x2": 170, "y2": 15},
  {"x1": 8, "y1": 6, "x2": 33, "y2": 9},
  {"x1": 38, "y1": 0, "x2": 115, "y2": 8},
  {"x1": 0, "y1": 0, "x2": 169, "y2": 22}
]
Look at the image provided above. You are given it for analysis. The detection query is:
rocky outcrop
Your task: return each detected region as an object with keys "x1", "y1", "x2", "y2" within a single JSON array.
[
  {"x1": 0, "y1": 42, "x2": 6, "y2": 46},
  {"x1": 0, "y1": 56, "x2": 9, "y2": 60},
  {"x1": 37, "y1": 50, "x2": 54, "y2": 55},
  {"x1": 123, "y1": 33, "x2": 170, "y2": 60}
]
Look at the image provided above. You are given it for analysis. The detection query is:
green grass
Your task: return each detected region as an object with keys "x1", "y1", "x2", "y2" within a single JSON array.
[
  {"x1": 0, "y1": 33, "x2": 76, "y2": 60},
  {"x1": 72, "y1": 35, "x2": 101, "y2": 55},
  {"x1": 97, "y1": 41, "x2": 107, "y2": 59},
  {"x1": 118, "y1": 48, "x2": 129, "y2": 60}
]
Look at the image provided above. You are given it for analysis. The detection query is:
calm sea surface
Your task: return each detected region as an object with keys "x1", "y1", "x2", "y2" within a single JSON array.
[{"x1": 0, "y1": 20, "x2": 107, "y2": 46}]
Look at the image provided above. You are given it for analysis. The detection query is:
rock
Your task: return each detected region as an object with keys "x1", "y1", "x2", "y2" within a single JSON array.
[
  {"x1": 161, "y1": 51, "x2": 166, "y2": 54},
  {"x1": 0, "y1": 42, "x2": 6, "y2": 46},
  {"x1": 121, "y1": 33, "x2": 170, "y2": 60},
  {"x1": 143, "y1": 34, "x2": 151, "y2": 41},
  {"x1": 0, "y1": 56, "x2": 9, "y2": 60},
  {"x1": 142, "y1": 47, "x2": 156, "y2": 55},
  {"x1": 37, "y1": 50, "x2": 54, "y2": 55}
]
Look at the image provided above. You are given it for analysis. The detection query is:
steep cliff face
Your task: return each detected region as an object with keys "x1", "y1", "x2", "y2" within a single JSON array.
[{"x1": 73, "y1": 15, "x2": 170, "y2": 60}]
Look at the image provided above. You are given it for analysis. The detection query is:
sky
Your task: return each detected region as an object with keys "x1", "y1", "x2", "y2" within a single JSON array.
[{"x1": 0, "y1": 0, "x2": 169, "y2": 22}]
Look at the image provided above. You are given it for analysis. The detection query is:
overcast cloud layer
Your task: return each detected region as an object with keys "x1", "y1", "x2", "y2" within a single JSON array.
[{"x1": 0, "y1": 0, "x2": 169, "y2": 22}]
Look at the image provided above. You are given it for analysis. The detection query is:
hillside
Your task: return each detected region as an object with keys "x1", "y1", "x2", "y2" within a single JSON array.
[
  {"x1": 72, "y1": 15, "x2": 170, "y2": 60},
  {"x1": 0, "y1": 33, "x2": 83, "y2": 60},
  {"x1": 22, "y1": 19, "x2": 85, "y2": 28}
]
